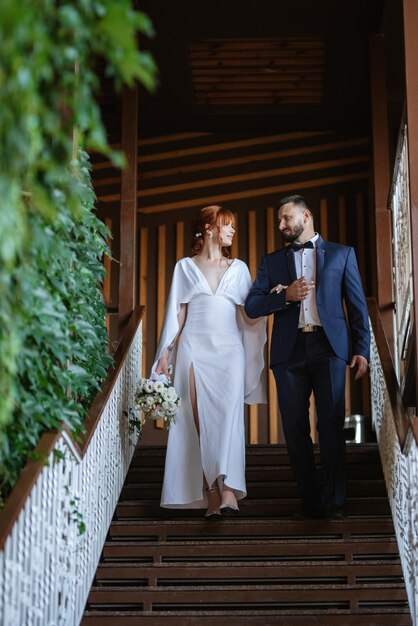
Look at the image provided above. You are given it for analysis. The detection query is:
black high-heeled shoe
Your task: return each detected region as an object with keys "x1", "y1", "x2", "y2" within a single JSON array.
[
  {"x1": 220, "y1": 503, "x2": 239, "y2": 517},
  {"x1": 205, "y1": 485, "x2": 222, "y2": 521},
  {"x1": 205, "y1": 510, "x2": 223, "y2": 521}
]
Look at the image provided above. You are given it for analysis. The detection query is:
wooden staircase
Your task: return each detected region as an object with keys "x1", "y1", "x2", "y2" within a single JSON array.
[{"x1": 82, "y1": 444, "x2": 412, "y2": 625}]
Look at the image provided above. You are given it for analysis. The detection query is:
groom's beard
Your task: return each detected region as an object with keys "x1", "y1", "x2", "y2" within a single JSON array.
[{"x1": 281, "y1": 222, "x2": 304, "y2": 243}]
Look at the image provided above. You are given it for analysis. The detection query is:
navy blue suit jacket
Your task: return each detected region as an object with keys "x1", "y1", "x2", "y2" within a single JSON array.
[{"x1": 244, "y1": 236, "x2": 370, "y2": 368}]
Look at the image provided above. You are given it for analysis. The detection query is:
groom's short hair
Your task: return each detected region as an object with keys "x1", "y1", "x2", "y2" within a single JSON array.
[{"x1": 278, "y1": 195, "x2": 311, "y2": 213}]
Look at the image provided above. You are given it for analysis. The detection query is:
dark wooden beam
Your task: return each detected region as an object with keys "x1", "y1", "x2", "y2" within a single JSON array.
[
  {"x1": 369, "y1": 34, "x2": 394, "y2": 358},
  {"x1": 119, "y1": 84, "x2": 138, "y2": 330},
  {"x1": 404, "y1": 0, "x2": 418, "y2": 408}
]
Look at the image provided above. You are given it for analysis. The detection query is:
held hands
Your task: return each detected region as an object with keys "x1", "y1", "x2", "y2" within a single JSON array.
[
  {"x1": 285, "y1": 276, "x2": 315, "y2": 302},
  {"x1": 270, "y1": 284, "x2": 288, "y2": 294},
  {"x1": 350, "y1": 355, "x2": 368, "y2": 380}
]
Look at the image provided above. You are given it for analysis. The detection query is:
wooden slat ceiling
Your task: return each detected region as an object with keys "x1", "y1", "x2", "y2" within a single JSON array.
[{"x1": 189, "y1": 38, "x2": 325, "y2": 108}]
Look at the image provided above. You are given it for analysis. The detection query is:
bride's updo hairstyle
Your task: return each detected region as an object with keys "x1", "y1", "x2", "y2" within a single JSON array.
[{"x1": 191, "y1": 204, "x2": 235, "y2": 257}]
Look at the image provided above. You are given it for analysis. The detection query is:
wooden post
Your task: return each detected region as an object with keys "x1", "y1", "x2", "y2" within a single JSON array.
[
  {"x1": 119, "y1": 84, "x2": 138, "y2": 330},
  {"x1": 369, "y1": 34, "x2": 395, "y2": 358},
  {"x1": 403, "y1": 0, "x2": 418, "y2": 407}
]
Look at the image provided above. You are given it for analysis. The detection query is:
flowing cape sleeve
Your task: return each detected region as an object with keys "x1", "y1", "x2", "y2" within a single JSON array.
[
  {"x1": 228, "y1": 261, "x2": 268, "y2": 404},
  {"x1": 151, "y1": 259, "x2": 197, "y2": 377}
]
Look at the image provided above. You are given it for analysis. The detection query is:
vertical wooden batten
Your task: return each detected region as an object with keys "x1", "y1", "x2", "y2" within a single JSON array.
[
  {"x1": 103, "y1": 218, "x2": 112, "y2": 305},
  {"x1": 157, "y1": 225, "x2": 167, "y2": 339},
  {"x1": 248, "y1": 210, "x2": 259, "y2": 444},
  {"x1": 266, "y1": 207, "x2": 280, "y2": 443},
  {"x1": 338, "y1": 195, "x2": 347, "y2": 245},
  {"x1": 356, "y1": 193, "x2": 366, "y2": 280},
  {"x1": 176, "y1": 222, "x2": 184, "y2": 260},
  {"x1": 231, "y1": 212, "x2": 238, "y2": 260},
  {"x1": 369, "y1": 34, "x2": 395, "y2": 358},
  {"x1": 319, "y1": 198, "x2": 328, "y2": 240},
  {"x1": 337, "y1": 196, "x2": 352, "y2": 416},
  {"x1": 155, "y1": 224, "x2": 167, "y2": 430},
  {"x1": 119, "y1": 84, "x2": 138, "y2": 331},
  {"x1": 403, "y1": 0, "x2": 418, "y2": 407},
  {"x1": 139, "y1": 227, "x2": 148, "y2": 376}
]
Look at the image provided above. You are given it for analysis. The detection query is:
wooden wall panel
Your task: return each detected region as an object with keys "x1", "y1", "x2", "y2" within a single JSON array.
[
  {"x1": 189, "y1": 37, "x2": 325, "y2": 108},
  {"x1": 93, "y1": 130, "x2": 372, "y2": 445}
]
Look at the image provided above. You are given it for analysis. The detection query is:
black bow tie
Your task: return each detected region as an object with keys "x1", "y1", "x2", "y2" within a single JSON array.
[{"x1": 290, "y1": 241, "x2": 314, "y2": 251}]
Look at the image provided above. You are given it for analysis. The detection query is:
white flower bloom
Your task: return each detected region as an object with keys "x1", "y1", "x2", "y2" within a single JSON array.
[
  {"x1": 154, "y1": 381, "x2": 165, "y2": 393},
  {"x1": 144, "y1": 380, "x2": 154, "y2": 393},
  {"x1": 166, "y1": 387, "x2": 177, "y2": 401},
  {"x1": 145, "y1": 395, "x2": 155, "y2": 406}
]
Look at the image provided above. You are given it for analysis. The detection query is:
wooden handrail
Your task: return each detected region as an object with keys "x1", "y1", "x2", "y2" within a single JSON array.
[
  {"x1": 367, "y1": 297, "x2": 416, "y2": 450},
  {"x1": 78, "y1": 306, "x2": 144, "y2": 453},
  {"x1": 0, "y1": 306, "x2": 144, "y2": 549}
]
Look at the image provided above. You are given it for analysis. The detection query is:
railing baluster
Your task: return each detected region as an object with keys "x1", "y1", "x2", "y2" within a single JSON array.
[
  {"x1": 0, "y1": 312, "x2": 143, "y2": 626},
  {"x1": 369, "y1": 303, "x2": 418, "y2": 625}
]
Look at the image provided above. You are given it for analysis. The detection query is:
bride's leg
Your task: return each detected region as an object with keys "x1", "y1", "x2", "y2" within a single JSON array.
[
  {"x1": 189, "y1": 364, "x2": 221, "y2": 518},
  {"x1": 188, "y1": 363, "x2": 200, "y2": 436}
]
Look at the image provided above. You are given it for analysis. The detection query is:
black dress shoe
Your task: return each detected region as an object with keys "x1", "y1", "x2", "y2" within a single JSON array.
[{"x1": 326, "y1": 504, "x2": 347, "y2": 520}]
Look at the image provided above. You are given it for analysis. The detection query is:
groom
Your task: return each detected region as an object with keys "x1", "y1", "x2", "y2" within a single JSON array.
[{"x1": 245, "y1": 195, "x2": 370, "y2": 519}]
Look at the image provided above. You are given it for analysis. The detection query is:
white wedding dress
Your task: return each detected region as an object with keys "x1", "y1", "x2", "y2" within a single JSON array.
[{"x1": 152, "y1": 257, "x2": 266, "y2": 509}]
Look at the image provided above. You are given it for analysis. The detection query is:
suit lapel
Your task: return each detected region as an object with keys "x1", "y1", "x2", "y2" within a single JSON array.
[
  {"x1": 285, "y1": 246, "x2": 297, "y2": 282},
  {"x1": 316, "y1": 235, "x2": 326, "y2": 288}
]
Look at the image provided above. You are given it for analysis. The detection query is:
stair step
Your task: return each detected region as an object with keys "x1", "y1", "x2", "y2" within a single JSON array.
[
  {"x1": 115, "y1": 497, "x2": 391, "y2": 519},
  {"x1": 124, "y1": 464, "x2": 385, "y2": 483},
  {"x1": 120, "y1": 480, "x2": 387, "y2": 500},
  {"x1": 108, "y1": 517, "x2": 396, "y2": 541},
  {"x1": 87, "y1": 583, "x2": 409, "y2": 612},
  {"x1": 130, "y1": 444, "x2": 382, "y2": 468},
  {"x1": 102, "y1": 537, "x2": 401, "y2": 563},
  {"x1": 82, "y1": 610, "x2": 412, "y2": 626},
  {"x1": 95, "y1": 560, "x2": 404, "y2": 586}
]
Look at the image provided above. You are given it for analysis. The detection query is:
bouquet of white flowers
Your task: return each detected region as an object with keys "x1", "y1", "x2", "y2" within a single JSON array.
[{"x1": 134, "y1": 376, "x2": 180, "y2": 429}]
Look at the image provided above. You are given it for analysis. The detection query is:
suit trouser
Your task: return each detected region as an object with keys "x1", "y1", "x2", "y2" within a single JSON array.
[{"x1": 273, "y1": 328, "x2": 347, "y2": 509}]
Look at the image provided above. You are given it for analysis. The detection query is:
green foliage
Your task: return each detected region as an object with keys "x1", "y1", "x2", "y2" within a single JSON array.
[
  {"x1": 0, "y1": 1, "x2": 157, "y2": 503},
  {"x1": 65, "y1": 487, "x2": 87, "y2": 536},
  {"x1": 0, "y1": 155, "x2": 114, "y2": 502}
]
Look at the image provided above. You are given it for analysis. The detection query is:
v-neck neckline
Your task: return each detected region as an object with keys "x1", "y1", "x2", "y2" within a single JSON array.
[{"x1": 187, "y1": 257, "x2": 236, "y2": 296}]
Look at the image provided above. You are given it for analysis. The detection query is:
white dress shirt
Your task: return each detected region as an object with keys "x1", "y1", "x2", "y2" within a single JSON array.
[{"x1": 292, "y1": 233, "x2": 322, "y2": 328}]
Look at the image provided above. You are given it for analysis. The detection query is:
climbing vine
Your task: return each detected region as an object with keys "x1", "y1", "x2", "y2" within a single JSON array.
[{"x1": 0, "y1": 0, "x2": 157, "y2": 503}]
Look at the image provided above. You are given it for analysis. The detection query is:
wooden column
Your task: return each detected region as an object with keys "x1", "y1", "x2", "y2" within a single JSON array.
[
  {"x1": 369, "y1": 34, "x2": 395, "y2": 358},
  {"x1": 119, "y1": 84, "x2": 138, "y2": 330},
  {"x1": 403, "y1": 0, "x2": 418, "y2": 406}
]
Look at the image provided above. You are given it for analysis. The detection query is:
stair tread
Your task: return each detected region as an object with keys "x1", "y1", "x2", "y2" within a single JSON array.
[
  {"x1": 83, "y1": 444, "x2": 410, "y2": 624},
  {"x1": 97, "y1": 560, "x2": 402, "y2": 568},
  {"x1": 90, "y1": 582, "x2": 406, "y2": 588},
  {"x1": 109, "y1": 516, "x2": 394, "y2": 525}
]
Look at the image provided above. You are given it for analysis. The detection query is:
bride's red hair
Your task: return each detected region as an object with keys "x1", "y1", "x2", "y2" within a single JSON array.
[{"x1": 190, "y1": 205, "x2": 235, "y2": 257}]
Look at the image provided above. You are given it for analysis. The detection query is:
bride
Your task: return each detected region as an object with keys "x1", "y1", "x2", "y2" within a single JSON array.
[{"x1": 152, "y1": 205, "x2": 269, "y2": 519}]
